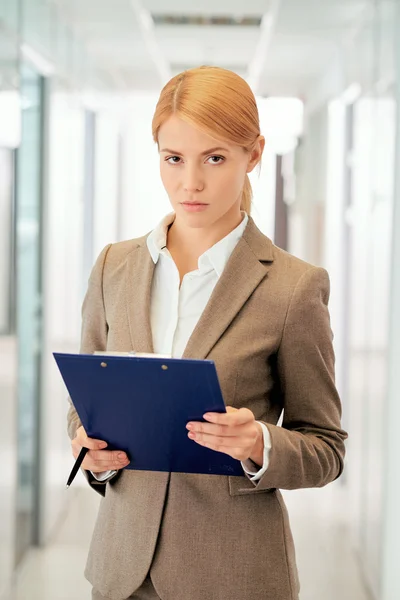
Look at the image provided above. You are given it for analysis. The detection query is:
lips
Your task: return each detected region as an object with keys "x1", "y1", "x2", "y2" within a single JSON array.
[{"x1": 181, "y1": 202, "x2": 209, "y2": 212}]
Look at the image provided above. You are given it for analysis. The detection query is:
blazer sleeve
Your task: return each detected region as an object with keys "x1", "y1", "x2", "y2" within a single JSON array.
[
  {"x1": 66, "y1": 243, "x2": 120, "y2": 496},
  {"x1": 247, "y1": 266, "x2": 348, "y2": 492}
]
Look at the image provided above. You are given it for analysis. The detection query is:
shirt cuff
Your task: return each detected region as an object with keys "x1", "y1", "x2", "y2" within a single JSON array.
[
  {"x1": 241, "y1": 422, "x2": 272, "y2": 482},
  {"x1": 91, "y1": 470, "x2": 118, "y2": 482}
]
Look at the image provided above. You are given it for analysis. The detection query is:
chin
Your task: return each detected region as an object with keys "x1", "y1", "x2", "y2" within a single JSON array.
[
  {"x1": 177, "y1": 210, "x2": 215, "y2": 227},
  {"x1": 181, "y1": 215, "x2": 211, "y2": 227}
]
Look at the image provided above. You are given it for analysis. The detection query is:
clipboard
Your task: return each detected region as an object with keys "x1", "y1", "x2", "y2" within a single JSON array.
[{"x1": 54, "y1": 352, "x2": 244, "y2": 477}]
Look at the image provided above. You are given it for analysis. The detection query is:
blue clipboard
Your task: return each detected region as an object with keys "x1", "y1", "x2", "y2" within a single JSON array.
[{"x1": 54, "y1": 352, "x2": 244, "y2": 477}]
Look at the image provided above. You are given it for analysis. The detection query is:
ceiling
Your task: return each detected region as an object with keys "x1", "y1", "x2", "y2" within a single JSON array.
[{"x1": 55, "y1": 0, "x2": 371, "y2": 100}]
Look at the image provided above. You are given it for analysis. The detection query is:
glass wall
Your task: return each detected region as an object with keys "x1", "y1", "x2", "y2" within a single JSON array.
[
  {"x1": 15, "y1": 61, "x2": 44, "y2": 565},
  {"x1": 0, "y1": 2, "x2": 20, "y2": 595},
  {"x1": 0, "y1": 147, "x2": 17, "y2": 599},
  {"x1": 288, "y1": 1, "x2": 399, "y2": 598},
  {"x1": 0, "y1": 148, "x2": 14, "y2": 333},
  {"x1": 382, "y1": 5, "x2": 400, "y2": 592},
  {"x1": 0, "y1": 1, "x2": 121, "y2": 591},
  {"x1": 342, "y1": 3, "x2": 397, "y2": 597}
]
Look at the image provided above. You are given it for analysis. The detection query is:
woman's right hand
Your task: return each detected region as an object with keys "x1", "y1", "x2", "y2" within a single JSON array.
[{"x1": 72, "y1": 425, "x2": 130, "y2": 473}]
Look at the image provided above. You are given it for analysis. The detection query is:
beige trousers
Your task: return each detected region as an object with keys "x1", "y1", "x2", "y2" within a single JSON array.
[{"x1": 92, "y1": 575, "x2": 161, "y2": 600}]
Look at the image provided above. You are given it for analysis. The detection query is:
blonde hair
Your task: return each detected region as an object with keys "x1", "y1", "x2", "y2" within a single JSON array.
[{"x1": 152, "y1": 66, "x2": 261, "y2": 215}]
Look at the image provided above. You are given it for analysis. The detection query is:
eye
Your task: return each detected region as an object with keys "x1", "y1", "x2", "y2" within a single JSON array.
[
  {"x1": 207, "y1": 155, "x2": 225, "y2": 165},
  {"x1": 165, "y1": 156, "x2": 181, "y2": 165}
]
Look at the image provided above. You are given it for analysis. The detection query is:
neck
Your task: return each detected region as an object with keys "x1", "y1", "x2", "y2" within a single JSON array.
[{"x1": 167, "y1": 208, "x2": 244, "y2": 260}]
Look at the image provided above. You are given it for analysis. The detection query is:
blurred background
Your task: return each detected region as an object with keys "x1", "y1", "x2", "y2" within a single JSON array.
[{"x1": 1, "y1": 0, "x2": 400, "y2": 599}]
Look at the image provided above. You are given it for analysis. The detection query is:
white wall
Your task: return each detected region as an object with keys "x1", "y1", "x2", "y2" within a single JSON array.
[
  {"x1": 120, "y1": 93, "x2": 170, "y2": 241},
  {"x1": 288, "y1": 106, "x2": 328, "y2": 265},
  {"x1": 92, "y1": 113, "x2": 120, "y2": 258},
  {"x1": 249, "y1": 146, "x2": 276, "y2": 239},
  {"x1": 250, "y1": 96, "x2": 277, "y2": 239}
]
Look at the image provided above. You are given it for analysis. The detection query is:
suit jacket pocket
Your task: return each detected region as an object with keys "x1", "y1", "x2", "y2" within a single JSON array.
[{"x1": 228, "y1": 474, "x2": 276, "y2": 496}]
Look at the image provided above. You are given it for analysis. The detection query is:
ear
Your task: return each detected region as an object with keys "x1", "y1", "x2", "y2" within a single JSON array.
[{"x1": 246, "y1": 136, "x2": 265, "y2": 173}]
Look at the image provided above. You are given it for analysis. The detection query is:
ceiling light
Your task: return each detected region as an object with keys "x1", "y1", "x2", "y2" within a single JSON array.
[{"x1": 151, "y1": 15, "x2": 262, "y2": 26}]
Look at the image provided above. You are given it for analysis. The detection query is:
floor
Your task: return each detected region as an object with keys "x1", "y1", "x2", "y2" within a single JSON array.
[{"x1": 6, "y1": 482, "x2": 372, "y2": 600}]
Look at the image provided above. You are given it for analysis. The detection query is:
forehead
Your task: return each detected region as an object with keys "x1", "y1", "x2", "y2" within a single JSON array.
[{"x1": 158, "y1": 115, "x2": 240, "y2": 154}]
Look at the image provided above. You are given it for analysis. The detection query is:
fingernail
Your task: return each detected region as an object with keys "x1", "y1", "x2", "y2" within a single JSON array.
[
  {"x1": 118, "y1": 452, "x2": 126, "y2": 460},
  {"x1": 99, "y1": 442, "x2": 107, "y2": 449}
]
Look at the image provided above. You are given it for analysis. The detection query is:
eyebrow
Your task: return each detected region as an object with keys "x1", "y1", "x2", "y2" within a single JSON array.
[{"x1": 160, "y1": 146, "x2": 230, "y2": 156}]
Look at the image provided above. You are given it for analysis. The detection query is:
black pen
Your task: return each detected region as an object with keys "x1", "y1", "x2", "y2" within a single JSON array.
[{"x1": 66, "y1": 446, "x2": 89, "y2": 488}]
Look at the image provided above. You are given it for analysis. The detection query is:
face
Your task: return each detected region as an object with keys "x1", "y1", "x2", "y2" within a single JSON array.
[{"x1": 158, "y1": 115, "x2": 264, "y2": 229}]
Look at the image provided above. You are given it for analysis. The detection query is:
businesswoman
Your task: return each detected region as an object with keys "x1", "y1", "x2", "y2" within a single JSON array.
[{"x1": 67, "y1": 66, "x2": 347, "y2": 600}]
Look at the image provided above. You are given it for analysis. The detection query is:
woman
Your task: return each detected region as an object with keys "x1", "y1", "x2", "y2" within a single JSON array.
[{"x1": 68, "y1": 66, "x2": 347, "y2": 600}]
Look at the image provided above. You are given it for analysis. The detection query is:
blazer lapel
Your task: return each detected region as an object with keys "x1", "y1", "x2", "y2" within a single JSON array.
[
  {"x1": 182, "y1": 218, "x2": 274, "y2": 360},
  {"x1": 124, "y1": 217, "x2": 275, "y2": 360},
  {"x1": 125, "y1": 244, "x2": 155, "y2": 353}
]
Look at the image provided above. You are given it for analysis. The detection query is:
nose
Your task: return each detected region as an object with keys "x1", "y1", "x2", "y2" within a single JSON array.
[{"x1": 183, "y1": 164, "x2": 204, "y2": 192}]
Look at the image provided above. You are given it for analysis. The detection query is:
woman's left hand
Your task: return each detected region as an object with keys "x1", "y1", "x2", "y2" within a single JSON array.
[{"x1": 186, "y1": 406, "x2": 263, "y2": 462}]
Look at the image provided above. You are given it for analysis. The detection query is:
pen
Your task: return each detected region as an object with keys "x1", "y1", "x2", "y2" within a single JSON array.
[{"x1": 66, "y1": 446, "x2": 89, "y2": 488}]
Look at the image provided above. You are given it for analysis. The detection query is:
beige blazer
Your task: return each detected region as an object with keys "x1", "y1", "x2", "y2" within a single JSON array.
[{"x1": 67, "y1": 215, "x2": 347, "y2": 600}]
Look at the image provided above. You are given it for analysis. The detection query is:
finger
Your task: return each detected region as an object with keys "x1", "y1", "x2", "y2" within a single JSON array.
[
  {"x1": 71, "y1": 440, "x2": 118, "y2": 464},
  {"x1": 84, "y1": 451, "x2": 130, "y2": 471},
  {"x1": 187, "y1": 421, "x2": 236, "y2": 436},
  {"x1": 88, "y1": 450, "x2": 129, "y2": 463},
  {"x1": 83, "y1": 457, "x2": 130, "y2": 472},
  {"x1": 84, "y1": 461, "x2": 128, "y2": 473},
  {"x1": 188, "y1": 431, "x2": 242, "y2": 447},
  {"x1": 71, "y1": 439, "x2": 82, "y2": 459},
  {"x1": 202, "y1": 407, "x2": 254, "y2": 426},
  {"x1": 76, "y1": 430, "x2": 107, "y2": 450}
]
